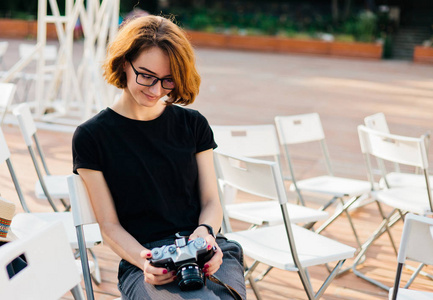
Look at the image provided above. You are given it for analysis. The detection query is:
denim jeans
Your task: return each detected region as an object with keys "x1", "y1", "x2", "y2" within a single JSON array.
[{"x1": 118, "y1": 235, "x2": 246, "y2": 300}]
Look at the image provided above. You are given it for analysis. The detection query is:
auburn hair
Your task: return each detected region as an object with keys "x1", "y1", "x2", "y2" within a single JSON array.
[{"x1": 102, "y1": 15, "x2": 200, "y2": 105}]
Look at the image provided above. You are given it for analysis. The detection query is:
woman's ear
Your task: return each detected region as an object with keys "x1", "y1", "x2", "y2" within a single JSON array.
[{"x1": 122, "y1": 59, "x2": 128, "y2": 72}]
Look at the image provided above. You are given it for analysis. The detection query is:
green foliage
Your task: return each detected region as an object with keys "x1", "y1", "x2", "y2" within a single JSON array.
[
  {"x1": 334, "y1": 34, "x2": 356, "y2": 42},
  {"x1": 167, "y1": 4, "x2": 382, "y2": 43},
  {"x1": 355, "y1": 10, "x2": 377, "y2": 42}
]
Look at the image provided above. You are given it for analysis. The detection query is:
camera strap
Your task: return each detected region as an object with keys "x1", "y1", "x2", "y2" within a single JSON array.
[{"x1": 206, "y1": 274, "x2": 243, "y2": 300}]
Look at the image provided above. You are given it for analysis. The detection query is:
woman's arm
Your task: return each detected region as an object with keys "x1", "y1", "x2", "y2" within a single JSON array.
[
  {"x1": 77, "y1": 168, "x2": 175, "y2": 285},
  {"x1": 188, "y1": 149, "x2": 224, "y2": 276}
]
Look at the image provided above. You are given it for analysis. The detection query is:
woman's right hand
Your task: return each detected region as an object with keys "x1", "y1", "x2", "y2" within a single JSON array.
[{"x1": 140, "y1": 249, "x2": 177, "y2": 285}]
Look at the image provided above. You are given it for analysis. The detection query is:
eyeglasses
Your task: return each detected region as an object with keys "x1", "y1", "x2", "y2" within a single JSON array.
[{"x1": 128, "y1": 60, "x2": 175, "y2": 90}]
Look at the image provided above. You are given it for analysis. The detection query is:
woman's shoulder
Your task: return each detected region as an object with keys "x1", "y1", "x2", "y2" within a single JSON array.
[
  {"x1": 169, "y1": 104, "x2": 205, "y2": 121},
  {"x1": 77, "y1": 108, "x2": 113, "y2": 129},
  {"x1": 74, "y1": 108, "x2": 114, "y2": 138}
]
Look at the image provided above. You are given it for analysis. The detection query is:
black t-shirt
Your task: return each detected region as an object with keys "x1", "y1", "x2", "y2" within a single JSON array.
[{"x1": 72, "y1": 105, "x2": 217, "y2": 244}]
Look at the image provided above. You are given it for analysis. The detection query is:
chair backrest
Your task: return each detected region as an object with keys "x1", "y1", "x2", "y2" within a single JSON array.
[
  {"x1": 13, "y1": 102, "x2": 52, "y2": 179},
  {"x1": 67, "y1": 174, "x2": 98, "y2": 227},
  {"x1": 364, "y1": 112, "x2": 402, "y2": 173},
  {"x1": 358, "y1": 125, "x2": 432, "y2": 210},
  {"x1": 211, "y1": 124, "x2": 281, "y2": 160},
  {"x1": 357, "y1": 125, "x2": 429, "y2": 170},
  {"x1": 12, "y1": 103, "x2": 37, "y2": 147},
  {"x1": 364, "y1": 112, "x2": 390, "y2": 133},
  {"x1": 67, "y1": 174, "x2": 100, "y2": 300},
  {"x1": 0, "y1": 221, "x2": 83, "y2": 300},
  {"x1": 390, "y1": 213, "x2": 433, "y2": 300},
  {"x1": 214, "y1": 150, "x2": 288, "y2": 205},
  {"x1": 275, "y1": 113, "x2": 325, "y2": 145},
  {"x1": 398, "y1": 213, "x2": 433, "y2": 265},
  {"x1": 274, "y1": 113, "x2": 333, "y2": 177}
]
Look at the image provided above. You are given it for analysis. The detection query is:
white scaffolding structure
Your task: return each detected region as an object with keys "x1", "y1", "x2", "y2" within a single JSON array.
[{"x1": 1, "y1": 0, "x2": 120, "y2": 125}]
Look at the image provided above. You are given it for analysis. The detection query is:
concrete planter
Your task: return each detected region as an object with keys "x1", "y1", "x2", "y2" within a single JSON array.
[
  {"x1": 186, "y1": 30, "x2": 383, "y2": 59},
  {"x1": 413, "y1": 46, "x2": 433, "y2": 64},
  {"x1": 0, "y1": 20, "x2": 384, "y2": 60},
  {"x1": 0, "y1": 18, "x2": 58, "y2": 39}
]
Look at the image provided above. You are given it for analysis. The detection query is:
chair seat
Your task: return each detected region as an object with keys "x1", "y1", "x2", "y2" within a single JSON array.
[
  {"x1": 389, "y1": 287, "x2": 433, "y2": 299},
  {"x1": 11, "y1": 212, "x2": 102, "y2": 249},
  {"x1": 381, "y1": 172, "x2": 433, "y2": 189},
  {"x1": 225, "y1": 224, "x2": 355, "y2": 270},
  {"x1": 226, "y1": 201, "x2": 329, "y2": 226},
  {"x1": 35, "y1": 175, "x2": 70, "y2": 199},
  {"x1": 374, "y1": 187, "x2": 433, "y2": 215},
  {"x1": 290, "y1": 175, "x2": 371, "y2": 197}
]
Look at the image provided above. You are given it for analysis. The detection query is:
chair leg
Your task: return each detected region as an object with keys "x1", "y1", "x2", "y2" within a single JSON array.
[
  {"x1": 244, "y1": 260, "x2": 263, "y2": 300},
  {"x1": 403, "y1": 263, "x2": 433, "y2": 288},
  {"x1": 88, "y1": 248, "x2": 101, "y2": 285},
  {"x1": 351, "y1": 209, "x2": 401, "y2": 291},
  {"x1": 76, "y1": 226, "x2": 95, "y2": 300},
  {"x1": 59, "y1": 197, "x2": 71, "y2": 211},
  {"x1": 391, "y1": 263, "x2": 404, "y2": 300},
  {"x1": 314, "y1": 259, "x2": 347, "y2": 300},
  {"x1": 71, "y1": 284, "x2": 85, "y2": 300},
  {"x1": 376, "y1": 202, "x2": 400, "y2": 256},
  {"x1": 315, "y1": 195, "x2": 362, "y2": 249},
  {"x1": 254, "y1": 266, "x2": 273, "y2": 282}
]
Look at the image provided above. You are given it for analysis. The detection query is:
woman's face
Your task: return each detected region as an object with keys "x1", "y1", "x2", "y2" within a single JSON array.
[{"x1": 124, "y1": 47, "x2": 172, "y2": 108}]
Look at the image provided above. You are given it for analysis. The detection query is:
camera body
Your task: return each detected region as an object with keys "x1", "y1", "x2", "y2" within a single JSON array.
[{"x1": 149, "y1": 235, "x2": 215, "y2": 291}]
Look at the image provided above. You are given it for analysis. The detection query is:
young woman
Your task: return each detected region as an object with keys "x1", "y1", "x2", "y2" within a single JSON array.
[{"x1": 72, "y1": 15, "x2": 246, "y2": 299}]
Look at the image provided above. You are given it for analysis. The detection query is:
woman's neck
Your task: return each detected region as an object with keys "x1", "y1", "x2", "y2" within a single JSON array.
[{"x1": 111, "y1": 92, "x2": 167, "y2": 121}]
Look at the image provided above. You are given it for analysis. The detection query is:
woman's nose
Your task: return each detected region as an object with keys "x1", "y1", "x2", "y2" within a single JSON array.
[{"x1": 149, "y1": 81, "x2": 163, "y2": 96}]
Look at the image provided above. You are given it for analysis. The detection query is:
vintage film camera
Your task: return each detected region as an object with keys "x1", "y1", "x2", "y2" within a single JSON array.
[{"x1": 149, "y1": 234, "x2": 215, "y2": 291}]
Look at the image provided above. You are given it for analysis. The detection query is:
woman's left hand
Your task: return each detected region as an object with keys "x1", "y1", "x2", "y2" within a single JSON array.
[{"x1": 189, "y1": 226, "x2": 223, "y2": 276}]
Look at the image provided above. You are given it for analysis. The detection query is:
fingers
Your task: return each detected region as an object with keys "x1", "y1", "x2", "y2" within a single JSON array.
[
  {"x1": 144, "y1": 267, "x2": 176, "y2": 285},
  {"x1": 143, "y1": 261, "x2": 177, "y2": 285},
  {"x1": 140, "y1": 249, "x2": 152, "y2": 259},
  {"x1": 142, "y1": 250, "x2": 176, "y2": 285},
  {"x1": 190, "y1": 226, "x2": 216, "y2": 247},
  {"x1": 202, "y1": 244, "x2": 223, "y2": 276}
]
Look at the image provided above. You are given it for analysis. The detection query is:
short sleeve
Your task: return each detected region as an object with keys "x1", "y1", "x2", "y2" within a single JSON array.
[
  {"x1": 193, "y1": 111, "x2": 218, "y2": 153},
  {"x1": 72, "y1": 125, "x2": 103, "y2": 174}
]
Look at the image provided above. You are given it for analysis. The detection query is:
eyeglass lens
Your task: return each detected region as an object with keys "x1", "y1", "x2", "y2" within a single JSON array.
[{"x1": 136, "y1": 74, "x2": 175, "y2": 89}]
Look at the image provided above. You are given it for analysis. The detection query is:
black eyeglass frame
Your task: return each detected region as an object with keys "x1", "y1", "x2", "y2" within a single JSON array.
[{"x1": 128, "y1": 60, "x2": 175, "y2": 90}]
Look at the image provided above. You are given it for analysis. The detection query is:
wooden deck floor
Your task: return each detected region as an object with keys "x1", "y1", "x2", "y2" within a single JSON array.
[{"x1": 1, "y1": 41, "x2": 432, "y2": 299}]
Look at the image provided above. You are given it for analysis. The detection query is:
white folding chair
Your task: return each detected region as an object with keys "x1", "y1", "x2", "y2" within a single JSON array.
[
  {"x1": 212, "y1": 124, "x2": 328, "y2": 233},
  {"x1": 0, "y1": 127, "x2": 102, "y2": 285},
  {"x1": 0, "y1": 82, "x2": 16, "y2": 125},
  {"x1": 389, "y1": 213, "x2": 433, "y2": 300},
  {"x1": 13, "y1": 103, "x2": 69, "y2": 212},
  {"x1": 274, "y1": 113, "x2": 371, "y2": 249},
  {"x1": 0, "y1": 221, "x2": 85, "y2": 300},
  {"x1": 364, "y1": 112, "x2": 432, "y2": 189},
  {"x1": 212, "y1": 124, "x2": 283, "y2": 205},
  {"x1": 353, "y1": 125, "x2": 433, "y2": 290},
  {"x1": 67, "y1": 174, "x2": 122, "y2": 300},
  {"x1": 214, "y1": 151, "x2": 356, "y2": 300}
]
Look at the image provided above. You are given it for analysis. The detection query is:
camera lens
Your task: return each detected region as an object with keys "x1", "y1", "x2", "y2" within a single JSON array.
[{"x1": 176, "y1": 263, "x2": 204, "y2": 291}]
